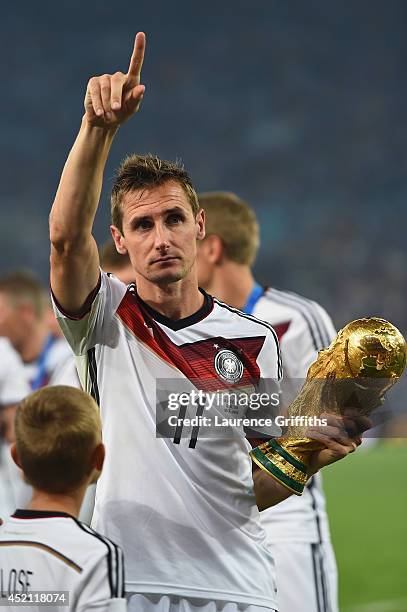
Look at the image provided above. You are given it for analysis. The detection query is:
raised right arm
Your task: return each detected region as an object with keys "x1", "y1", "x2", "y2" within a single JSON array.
[{"x1": 49, "y1": 33, "x2": 146, "y2": 315}]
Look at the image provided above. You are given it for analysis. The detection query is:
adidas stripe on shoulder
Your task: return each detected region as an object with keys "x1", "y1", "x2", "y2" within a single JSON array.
[{"x1": 264, "y1": 288, "x2": 332, "y2": 350}]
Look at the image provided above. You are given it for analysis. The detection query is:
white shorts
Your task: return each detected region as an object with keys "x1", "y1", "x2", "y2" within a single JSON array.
[
  {"x1": 126, "y1": 594, "x2": 276, "y2": 612},
  {"x1": 268, "y1": 541, "x2": 338, "y2": 612}
]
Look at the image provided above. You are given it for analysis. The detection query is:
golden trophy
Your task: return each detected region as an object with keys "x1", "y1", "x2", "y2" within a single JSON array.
[{"x1": 250, "y1": 318, "x2": 406, "y2": 495}]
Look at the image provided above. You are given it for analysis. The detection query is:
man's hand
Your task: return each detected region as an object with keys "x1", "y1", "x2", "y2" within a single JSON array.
[
  {"x1": 307, "y1": 411, "x2": 370, "y2": 475},
  {"x1": 84, "y1": 32, "x2": 146, "y2": 128},
  {"x1": 252, "y1": 410, "x2": 371, "y2": 510}
]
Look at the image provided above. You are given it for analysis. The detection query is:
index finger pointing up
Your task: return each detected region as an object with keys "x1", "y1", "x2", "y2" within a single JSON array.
[{"x1": 127, "y1": 32, "x2": 146, "y2": 79}]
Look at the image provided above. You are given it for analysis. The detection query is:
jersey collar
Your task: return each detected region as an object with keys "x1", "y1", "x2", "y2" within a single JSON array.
[
  {"x1": 13, "y1": 509, "x2": 74, "y2": 520},
  {"x1": 136, "y1": 288, "x2": 213, "y2": 331}
]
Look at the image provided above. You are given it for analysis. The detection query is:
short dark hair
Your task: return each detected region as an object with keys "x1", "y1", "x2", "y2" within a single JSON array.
[{"x1": 111, "y1": 154, "x2": 200, "y2": 232}]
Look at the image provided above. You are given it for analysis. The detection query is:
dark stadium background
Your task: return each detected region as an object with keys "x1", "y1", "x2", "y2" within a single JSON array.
[{"x1": 1, "y1": 2, "x2": 406, "y2": 610}]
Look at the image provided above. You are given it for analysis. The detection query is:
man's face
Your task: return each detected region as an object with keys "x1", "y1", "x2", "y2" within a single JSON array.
[
  {"x1": 0, "y1": 293, "x2": 25, "y2": 350},
  {"x1": 111, "y1": 181, "x2": 205, "y2": 286}
]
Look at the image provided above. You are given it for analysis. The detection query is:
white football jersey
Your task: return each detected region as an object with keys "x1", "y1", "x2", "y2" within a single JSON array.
[
  {"x1": 0, "y1": 444, "x2": 31, "y2": 521},
  {"x1": 0, "y1": 509, "x2": 125, "y2": 611},
  {"x1": 49, "y1": 355, "x2": 81, "y2": 388},
  {"x1": 0, "y1": 338, "x2": 31, "y2": 520},
  {"x1": 23, "y1": 336, "x2": 74, "y2": 390},
  {"x1": 53, "y1": 271, "x2": 282, "y2": 608},
  {"x1": 0, "y1": 338, "x2": 30, "y2": 406},
  {"x1": 251, "y1": 287, "x2": 336, "y2": 543}
]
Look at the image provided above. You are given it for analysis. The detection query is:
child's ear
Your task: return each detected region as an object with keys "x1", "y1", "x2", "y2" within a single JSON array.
[
  {"x1": 10, "y1": 443, "x2": 22, "y2": 469},
  {"x1": 93, "y1": 442, "x2": 105, "y2": 472},
  {"x1": 89, "y1": 443, "x2": 105, "y2": 485}
]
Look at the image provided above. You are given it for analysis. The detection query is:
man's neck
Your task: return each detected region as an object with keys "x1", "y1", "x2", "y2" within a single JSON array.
[
  {"x1": 27, "y1": 485, "x2": 87, "y2": 519},
  {"x1": 136, "y1": 273, "x2": 204, "y2": 320},
  {"x1": 20, "y1": 324, "x2": 50, "y2": 364},
  {"x1": 205, "y1": 263, "x2": 255, "y2": 310}
]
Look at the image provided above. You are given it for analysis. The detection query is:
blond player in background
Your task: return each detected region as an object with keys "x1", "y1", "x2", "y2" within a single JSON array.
[{"x1": 196, "y1": 192, "x2": 338, "y2": 612}]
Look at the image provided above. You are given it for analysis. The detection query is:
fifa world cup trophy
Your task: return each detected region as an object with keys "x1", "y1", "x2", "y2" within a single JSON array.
[{"x1": 250, "y1": 318, "x2": 406, "y2": 494}]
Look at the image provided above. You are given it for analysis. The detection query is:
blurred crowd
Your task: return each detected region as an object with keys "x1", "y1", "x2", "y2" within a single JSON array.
[
  {"x1": 2, "y1": 2, "x2": 406, "y2": 336},
  {"x1": 257, "y1": 209, "x2": 407, "y2": 333}
]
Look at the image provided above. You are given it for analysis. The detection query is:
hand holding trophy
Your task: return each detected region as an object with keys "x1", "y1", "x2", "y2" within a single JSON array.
[{"x1": 250, "y1": 318, "x2": 406, "y2": 494}]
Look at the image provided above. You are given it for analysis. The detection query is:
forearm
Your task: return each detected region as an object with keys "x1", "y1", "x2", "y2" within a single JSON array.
[
  {"x1": 50, "y1": 118, "x2": 117, "y2": 246},
  {"x1": 49, "y1": 119, "x2": 117, "y2": 313},
  {"x1": 253, "y1": 467, "x2": 295, "y2": 510},
  {"x1": 49, "y1": 32, "x2": 145, "y2": 314}
]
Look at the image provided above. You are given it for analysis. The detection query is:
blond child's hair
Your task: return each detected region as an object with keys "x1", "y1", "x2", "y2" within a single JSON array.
[{"x1": 15, "y1": 386, "x2": 101, "y2": 494}]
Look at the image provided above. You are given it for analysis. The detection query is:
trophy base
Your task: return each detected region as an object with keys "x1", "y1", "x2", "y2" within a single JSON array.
[{"x1": 250, "y1": 439, "x2": 308, "y2": 495}]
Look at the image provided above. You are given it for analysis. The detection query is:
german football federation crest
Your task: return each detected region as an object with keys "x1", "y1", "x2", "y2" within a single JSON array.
[{"x1": 214, "y1": 349, "x2": 244, "y2": 383}]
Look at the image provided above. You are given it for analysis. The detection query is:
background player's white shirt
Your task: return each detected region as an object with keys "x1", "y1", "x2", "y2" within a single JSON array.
[
  {"x1": 23, "y1": 336, "x2": 74, "y2": 390},
  {"x1": 252, "y1": 287, "x2": 336, "y2": 544},
  {"x1": 50, "y1": 354, "x2": 81, "y2": 387},
  {"x1": 0, "y1": 338, "x2": 31, "y2": 519},
  {"x1": 53, "y1": 271, "x2": 282, "y2": 609},
  {"x1": 0, "y1": 509, "x2": 126, "y2": 611},
  {"x1": 0, "y1": 338, "x2": 30, "y2": 406},
  {"x1": 0, "y1": 445, "x2": 31, "y2": 520}
]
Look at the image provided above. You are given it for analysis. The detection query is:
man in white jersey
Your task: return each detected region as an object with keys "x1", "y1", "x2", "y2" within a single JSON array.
[
  {"x1": 0, "y1": 272, "x2": 74, "y2": 389},
  {"x1": 0, "y1": 338, "x2": 30, "y2": 518},
  {"x1": 0, "y1": 385, "x2": 125, "y2": 611},
  {"x1": 49, "y1": 32, "x2": 362, "y2": 612},
  {"x1": 196, "y1": 191, "x2": 340, "y2": 612}
]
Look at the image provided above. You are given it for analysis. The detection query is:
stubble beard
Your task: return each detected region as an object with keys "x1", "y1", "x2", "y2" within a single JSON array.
[{"x1": 147, "y1": 264, "x2": 188, "y2": 286}]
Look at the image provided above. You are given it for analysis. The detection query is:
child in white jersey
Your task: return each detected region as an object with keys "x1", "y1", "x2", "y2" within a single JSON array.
[{"x1": 0, "y1": 385, "x2": 126, "y2": 612}]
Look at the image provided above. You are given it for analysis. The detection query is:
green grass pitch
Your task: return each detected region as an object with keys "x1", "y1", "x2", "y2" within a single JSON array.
[{"x1": 323, "y1": 444, "x2": 407, "y2": 611}]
